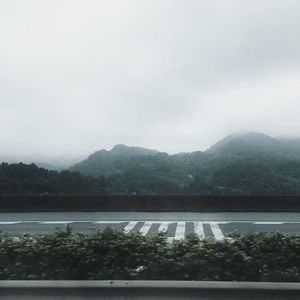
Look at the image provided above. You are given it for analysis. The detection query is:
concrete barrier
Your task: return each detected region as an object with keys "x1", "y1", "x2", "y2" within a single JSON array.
[
  {"x1": 0, "y1": 280, "x2": 300, "y2": 299},
  {"x1": 0, "y1": 195, "x2": 300, "y2": 212}
]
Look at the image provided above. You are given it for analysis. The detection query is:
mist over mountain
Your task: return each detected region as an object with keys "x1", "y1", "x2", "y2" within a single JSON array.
[
  {"x1": 1, "y1": 132, "x2": 300, "y2": 196},
  {"x1": 110, "y1": 144, "x2": 159, "y2": 157},
  {"x1": 0, "y1": 154, "x2": 85, "y2": 171},
  {"x1": 69, "y1": 133, "x2": 300, "y2": 195},
  {"x1": 206, "y1": 132, "x2": 300, "y2": 159},
  {"x1": 69, "y1": 145, "x2": 159, "y2": 178}
]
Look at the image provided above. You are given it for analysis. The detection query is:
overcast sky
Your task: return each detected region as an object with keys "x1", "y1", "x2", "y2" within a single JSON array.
[{"x1": 1, "y1": 0, "x2": 300, "y2": 157}]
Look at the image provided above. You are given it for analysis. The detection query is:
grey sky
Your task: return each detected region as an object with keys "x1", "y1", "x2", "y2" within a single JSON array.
[{"x1": 1, "y1": 0, "x2": 300, "y2": 156}]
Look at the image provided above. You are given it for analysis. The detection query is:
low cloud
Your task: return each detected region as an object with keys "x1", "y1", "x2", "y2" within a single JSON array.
[{"x1": 0, "y1": 0, "x2": 300, "y2": 156}]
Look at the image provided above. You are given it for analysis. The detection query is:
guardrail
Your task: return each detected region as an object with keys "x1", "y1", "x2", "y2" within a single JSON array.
[
  {"x1": 1, "y1": 281, "x2": 300, "y2": 299},
  {"x1": 1, "y1": 195, "x2": 300, "y2": 212}
]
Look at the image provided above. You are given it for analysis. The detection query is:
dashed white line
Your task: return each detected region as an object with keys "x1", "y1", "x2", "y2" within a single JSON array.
[
  {"x1": 0, "y1": 221, "x2": 21, "y2": 225},
  {"x1": 93, "y1": 221, "x2": 125, "y2": 224},
  {"x1": 209, "y1": 222, "x2": 224, "y2": 240},
  {"x1": 254, "y1": 222, "x2": 284, "y2": 225},
  {"x1": 40, "y1": 221, "x2": 74, "y2": 224},
  {"x1": 123, "y1": 221, "x2": 138, "y2": 233},
  {"x1": 194, "y1": 221, "x2": 205, "y2": 239}
]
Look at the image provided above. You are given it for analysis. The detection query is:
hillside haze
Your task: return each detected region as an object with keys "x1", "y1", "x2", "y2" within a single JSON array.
[
  {"x1": 207, "y1": 132, "x2": 300, "y2": 159},
  {"x1": 69, "y1": 132, "x2": 300, "y2": 195}
]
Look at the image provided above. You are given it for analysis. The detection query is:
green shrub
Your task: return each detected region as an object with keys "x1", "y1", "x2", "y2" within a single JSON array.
[{"x1": 1, "y1": 229, "x2": 300, "y2": 281}]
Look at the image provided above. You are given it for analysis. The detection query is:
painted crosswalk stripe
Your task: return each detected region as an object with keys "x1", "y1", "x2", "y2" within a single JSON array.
[
  {"x1": 169, "y1": 221, "x2": 186, "y2": 242},
  {"x1": 123, "y1": 221, "x2": 138, "y2": 233},
  {"x1": 158, "y1": 222, "x2": 169, "y2": 233},
  {"x1": 194, "y1": 221, "x2": 205, "y2": 239},
  {"x1": 209, "y1": 222, "x2": 224, "y2": 240},
  {"x1": 139, "y1": 222, "x2": 153, "y2": 236}
]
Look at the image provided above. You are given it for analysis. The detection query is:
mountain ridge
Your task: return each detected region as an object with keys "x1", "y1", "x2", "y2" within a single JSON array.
[
  {"x1": 2, "y1": 132, "x2": 300, "y2": 196},
  {"x1": 68, "y1": 132, "x2": 300, "y2": 195}
]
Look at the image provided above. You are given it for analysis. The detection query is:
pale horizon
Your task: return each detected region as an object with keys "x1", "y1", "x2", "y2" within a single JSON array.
[{"x1": 1, "y1": 131, "x2": 300, "y2": 162}]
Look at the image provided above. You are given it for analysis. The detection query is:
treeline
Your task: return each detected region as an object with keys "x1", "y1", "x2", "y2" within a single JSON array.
[
  {"x1": 1, "y1": 229, "x2": 300, "y2": 281},
  {"x1": 0, "y1": 163, "x2": 106, "y2": 195},
  {"x1": 2, "y1": 157, "x2": 300, "y2": 196}
]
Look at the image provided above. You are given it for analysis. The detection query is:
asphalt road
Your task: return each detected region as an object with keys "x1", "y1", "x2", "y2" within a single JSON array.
[{"x1": 0, "y1": 212, "x2": 300, "y2": 240}]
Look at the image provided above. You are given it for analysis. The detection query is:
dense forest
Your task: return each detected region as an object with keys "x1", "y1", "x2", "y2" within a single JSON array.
[
  {"x1": 70, "y1": 132, "x2": 300, "y2": 196},
  {"x1": 2, "y1": 132, "x2": 300, "y2": 195},
  {"x1": 0, "y1": 163, "x2": 105, "y2": 195}
]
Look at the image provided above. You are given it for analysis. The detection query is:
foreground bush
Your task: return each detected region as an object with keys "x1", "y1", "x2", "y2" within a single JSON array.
[{"x1": 0, "y1": 228, "x2": 300, "y2": 281}]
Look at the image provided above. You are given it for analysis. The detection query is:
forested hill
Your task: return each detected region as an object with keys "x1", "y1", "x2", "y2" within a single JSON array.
[
  {"x1": 0, "y1": 163, "x2": 106, "y2": 195},
  {"x1": 2, "y1": 132, "x2": 300, "y2": 196},
  {"x1": 70, "y1": 132, "x2": 300, "y2": 195}
]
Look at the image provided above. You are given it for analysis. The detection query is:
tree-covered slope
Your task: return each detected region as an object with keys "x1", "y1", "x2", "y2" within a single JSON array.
[
  {"x1": 0, "y1": 163, "x2": 106, "y2": 195},
  {"x1": 206, "y1": 132, "x2": 300, "y2": 159},
  {"x1": 70, "y1": 133, "x2": 300, "y2": 195},
  {"x1": 3, "y1": 133, "x2": 300, "y2": 195}
]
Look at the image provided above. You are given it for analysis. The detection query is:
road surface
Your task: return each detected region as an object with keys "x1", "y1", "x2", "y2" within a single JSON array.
[{"x1": 0, "y1": 212, "x2": 300, "y2": 240}]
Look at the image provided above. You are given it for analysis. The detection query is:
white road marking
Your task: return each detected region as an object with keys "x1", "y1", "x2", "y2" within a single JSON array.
[
  {"x1": 194, "y1": 221, "x2": 205, "y2": 239},
  {"x1": 171, "y1": 221, "x2": 186, "y2": 242},
  {"x1": 0, "y1": 221, "x2": 21, "y2": 225},
  {"x1": 1, "y1": 220, "x2": 299, "y2": 224},
  {"x1": 2, "y1": 220, "x2": 299, "y2": 241},
  {"x1": 210, "y1": 222, "x2": 224, "y2": 240},
  {"x1": 158, "y1": 222, "x2": 170, "y2": 233},
  {"x1": 254, "y1": 222, "x2": 284, "y2": 225},
  {"x1": 139, "y1": 222, "x2": 153, "y2": 236},
  {"x1": 40, "y1": 221, "x2": 74, "y2": 224},
  {"x1": 123, "y1": 221, "x2": 138, "y2": 233},
  {"x1": 93, "y1": 221, "x2": 125, "y2": 224}
]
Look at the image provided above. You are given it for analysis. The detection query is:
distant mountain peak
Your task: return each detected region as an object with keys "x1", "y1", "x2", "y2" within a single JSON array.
[
  {"x1": 111, "y1": 144, "x2": 129, "y2": 150},
  {"x1": 221, "y1": 131, "x2": 273, "y2": 141},
  {"x1": 110, "y1": 144, "x2": 158, "y2": 156},
  {"x1": 206, "y1": 132, "x2": 283, "y2": 156}
]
